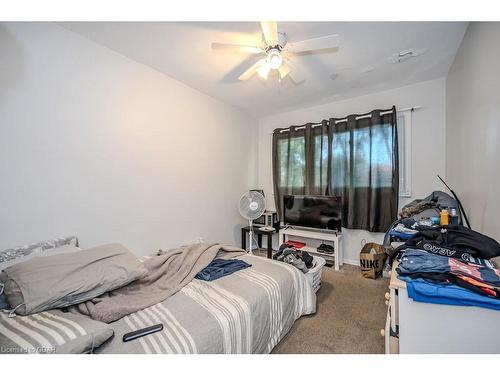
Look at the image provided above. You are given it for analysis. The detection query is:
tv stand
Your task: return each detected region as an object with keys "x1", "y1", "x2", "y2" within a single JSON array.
[{"x1": 279, "y1": 226, "x2": 343, "y2": 271}]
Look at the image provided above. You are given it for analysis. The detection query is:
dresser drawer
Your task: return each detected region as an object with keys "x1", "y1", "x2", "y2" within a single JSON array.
[{"x1": 383, "y1": 290, "x2": 400, "y2": 354}]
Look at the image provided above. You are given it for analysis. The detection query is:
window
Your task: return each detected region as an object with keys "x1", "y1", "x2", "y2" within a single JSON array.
[
  {"x1": 276, "y1": 117, "x2": 406, "y2": 192},
  {"x1": 277, "y1": 132, "x2": 329, "y2": 191},
  {"x1": 397, "y1": 110, "x2": 412, "y2": 197},
  {"x1": 313, "y1": 133, "x2": 328, "y2": 189},
  {"x1": 278, "y1": 137, "x2": 305, "y2": 188},
  {"x1": 332, "y1": 123, "x2": 395, "y2": 189}
]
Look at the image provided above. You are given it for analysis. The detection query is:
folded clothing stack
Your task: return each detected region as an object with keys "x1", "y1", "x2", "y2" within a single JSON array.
[
  {"x1": 273, "y1": 244, "x2": 314, "y2": 273},
  {"x1": 389, "y1": 223, "x2": 419, "y2": 241},
  {"x1": 385, "y1": 220, "x2": 500, "y2": 277},
  {"x1": 397, "y1": 249, "x2": 500, "y2": 310}
]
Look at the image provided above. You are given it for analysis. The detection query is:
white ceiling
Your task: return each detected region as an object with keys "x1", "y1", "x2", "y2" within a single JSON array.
[{"x1": 59, "y1": 22, "x2": 467, "y2": 118}]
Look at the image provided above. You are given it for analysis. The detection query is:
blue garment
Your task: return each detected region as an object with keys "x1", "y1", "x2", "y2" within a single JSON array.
[
  {"x1": 195, "y1": 258, "x2": 251, "y2": 281},
  {"x1": 389, "y1": 223, "x2": 419, "y2": 240},
  {"x1": 398, "y1": 249, "x2": 450, "y2": 274},
  {"x1": 0, "y1": 293, "x2": 9, "y2": 310},
  {"x1": 389, "y1": 230, "x2": 415, "y2": 240},
  {"x1": 400, "y1": 276, "x2": 500, "y2": 311}
]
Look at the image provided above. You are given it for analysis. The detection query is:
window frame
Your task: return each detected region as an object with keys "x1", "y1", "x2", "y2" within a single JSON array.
[{"x1": 397, "y1": 110, "x2": 412, "y2": 197}]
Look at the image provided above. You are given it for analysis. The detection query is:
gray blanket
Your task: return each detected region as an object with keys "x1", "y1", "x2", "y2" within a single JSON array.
[{"x1": 76, "y1": 243, "x2": 246, "y2": 323}]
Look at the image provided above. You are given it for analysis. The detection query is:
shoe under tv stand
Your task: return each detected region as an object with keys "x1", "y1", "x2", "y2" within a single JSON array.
[{"x1": 279, "y1": 226, "x2": 343, "y2": 271}]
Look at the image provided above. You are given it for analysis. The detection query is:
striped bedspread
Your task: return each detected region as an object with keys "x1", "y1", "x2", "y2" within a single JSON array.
[
  {"x1": 0, "y1": 309, "x2": 113, "y2": 354},
  {"x1": 97, "y1": 254, "x2": 316, "y2": 354}
]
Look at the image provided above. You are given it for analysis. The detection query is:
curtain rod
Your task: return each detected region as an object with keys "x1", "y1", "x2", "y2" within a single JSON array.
[{"x1": 271, "y1": 106, "x2": 421, "y2": 134}]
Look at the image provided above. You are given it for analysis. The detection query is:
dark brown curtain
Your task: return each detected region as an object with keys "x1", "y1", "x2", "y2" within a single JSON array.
[
  {"x1": 272, "y1": 120, "x2": 330, "y2": 220},
  {"x1": 272, "y1": 107, "x2": 398, "y2": 232},
  {"x1": 329, "y1": 107, "x2": 399, "y2": 232}
]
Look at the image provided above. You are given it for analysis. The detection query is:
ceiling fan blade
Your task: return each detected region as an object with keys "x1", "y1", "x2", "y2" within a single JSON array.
[
  {"x1": 278, "y1": 64, "x2": 291, "y2": 79},
  {"x1": 284, "y1": 57, "x2": 306, "y2": 83},
  {"x1": 211, "y1": 42, "x2": 264, "y2": 54},
  {"x1": 286, "y1": 34, "x2": 340, "y2": 54},
  {"x1": 288, "y1": 70, "x2": 305, "y2": 83},
  {"x1": 257, "y1": 62, "x2": 271, "y2": 80},
  {"x1": 260, "y1": 21, "x2": 279, "y2": 46},
  {"x1": 238, "y1": 59, "x2": 266, "y2": 81}
]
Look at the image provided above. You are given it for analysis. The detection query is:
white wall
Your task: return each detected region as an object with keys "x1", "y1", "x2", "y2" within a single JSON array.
[
  {"x1": 0, "y1": 23, "x2": 258, "y2": 254},
  {"x1": 257, "y1": 78, "x2": 447, "y2": 263},
  {"x1": 446, "y1": 23, "x2": 500, "y2": 241}
]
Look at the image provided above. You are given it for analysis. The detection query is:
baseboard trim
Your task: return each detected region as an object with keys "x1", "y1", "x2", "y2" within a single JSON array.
[{"x1": 343, "y1": 258, "x2": 359, "y2": 266}]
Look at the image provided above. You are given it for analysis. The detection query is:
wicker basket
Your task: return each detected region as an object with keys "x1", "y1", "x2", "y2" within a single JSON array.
[{"x1": 305, "y1": 255, "x2": 326, "y2": 293}]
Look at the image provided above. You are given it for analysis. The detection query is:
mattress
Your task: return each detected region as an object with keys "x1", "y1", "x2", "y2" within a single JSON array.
[{"x1": 96, "y1": 254, "x2": 316, "y2": 354}]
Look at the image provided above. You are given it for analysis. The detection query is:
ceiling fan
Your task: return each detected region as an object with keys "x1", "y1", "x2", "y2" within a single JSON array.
[{"x1": 211, "y1": 21, "x2": 340, "y2": 82}]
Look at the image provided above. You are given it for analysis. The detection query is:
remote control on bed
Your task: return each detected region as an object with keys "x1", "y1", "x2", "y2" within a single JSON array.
[{"x1": 122, "y1": 324, "x2": 164, "y2": 342}]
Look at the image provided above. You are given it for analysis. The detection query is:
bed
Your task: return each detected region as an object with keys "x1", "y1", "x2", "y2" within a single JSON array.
[
  {"x1": 0, "y1": 238, "x2": 316, "y2": 354},
  {"x1": 97, "y1": 254, "x2": 316, "y2": 354}
]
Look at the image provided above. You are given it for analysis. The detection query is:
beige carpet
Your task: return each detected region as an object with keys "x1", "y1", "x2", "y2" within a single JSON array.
[{"x1": 272, "y1": 263, "x2": 389, "y2": 354}]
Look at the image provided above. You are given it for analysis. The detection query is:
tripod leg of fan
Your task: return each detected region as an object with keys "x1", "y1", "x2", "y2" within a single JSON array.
[
  {"x1": 248, "y1": 219, "x2": 264, "y2": 255},
  {"x1": 247, "y1": 232, "x2": 251, "y2": 252},
  {"x1": 249, "y1": 220, "x2": 254, "y2": 255},
  {"x1": 250, "y1": 219, "x2": 264, "y2": 255}
]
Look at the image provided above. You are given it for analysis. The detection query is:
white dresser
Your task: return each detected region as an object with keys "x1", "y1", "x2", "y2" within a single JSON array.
[{"x1": 383, "y1": 261, "x2": 500, "y2": 354}]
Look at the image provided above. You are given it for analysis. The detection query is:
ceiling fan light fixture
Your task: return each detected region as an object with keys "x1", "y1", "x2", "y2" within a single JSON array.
[{"x1": 267, "y1": 49, "x2": 283, "y2": 70}]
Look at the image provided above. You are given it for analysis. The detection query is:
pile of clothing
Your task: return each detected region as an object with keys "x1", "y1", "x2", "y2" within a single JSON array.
[
  {"x1": 398, "y1": 249, "x2": 500, "y2": 310},
  {"x1": 273, "y1": 244, "x2": 314, "y2": 273},
  {"x1": 392, "y1": 225, "x2": 500, "y2": 310},
  {"x1": 384, "y1": 191, "x2": 460, "y2": 248},
  {"x1": 398, "y1": 191, "x2": 459, "y2": 221},
  {"x1": 383, "y1": 190, "x2": 500, "y2": 311},
  {"x1": 389, "y1": 221, "x2": 420, "y2": 241}
]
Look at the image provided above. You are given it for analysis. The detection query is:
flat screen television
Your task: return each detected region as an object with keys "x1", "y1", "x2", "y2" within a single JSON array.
[{"x1": 283, "y1": 195, "x2": 342, "y2": 231}]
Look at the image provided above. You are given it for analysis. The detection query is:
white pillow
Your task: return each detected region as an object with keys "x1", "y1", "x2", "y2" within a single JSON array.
[
  {"x1": 0, "y1": 243, "x2": 80, "y2": 272},
  {"x1": 0, "y1": 236, "x2": 78, "y2": 259}
]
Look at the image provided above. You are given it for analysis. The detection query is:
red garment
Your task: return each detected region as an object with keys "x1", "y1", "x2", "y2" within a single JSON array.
[{"x1": 456, "y1": 275, "x2": 498, "y2": 297}]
